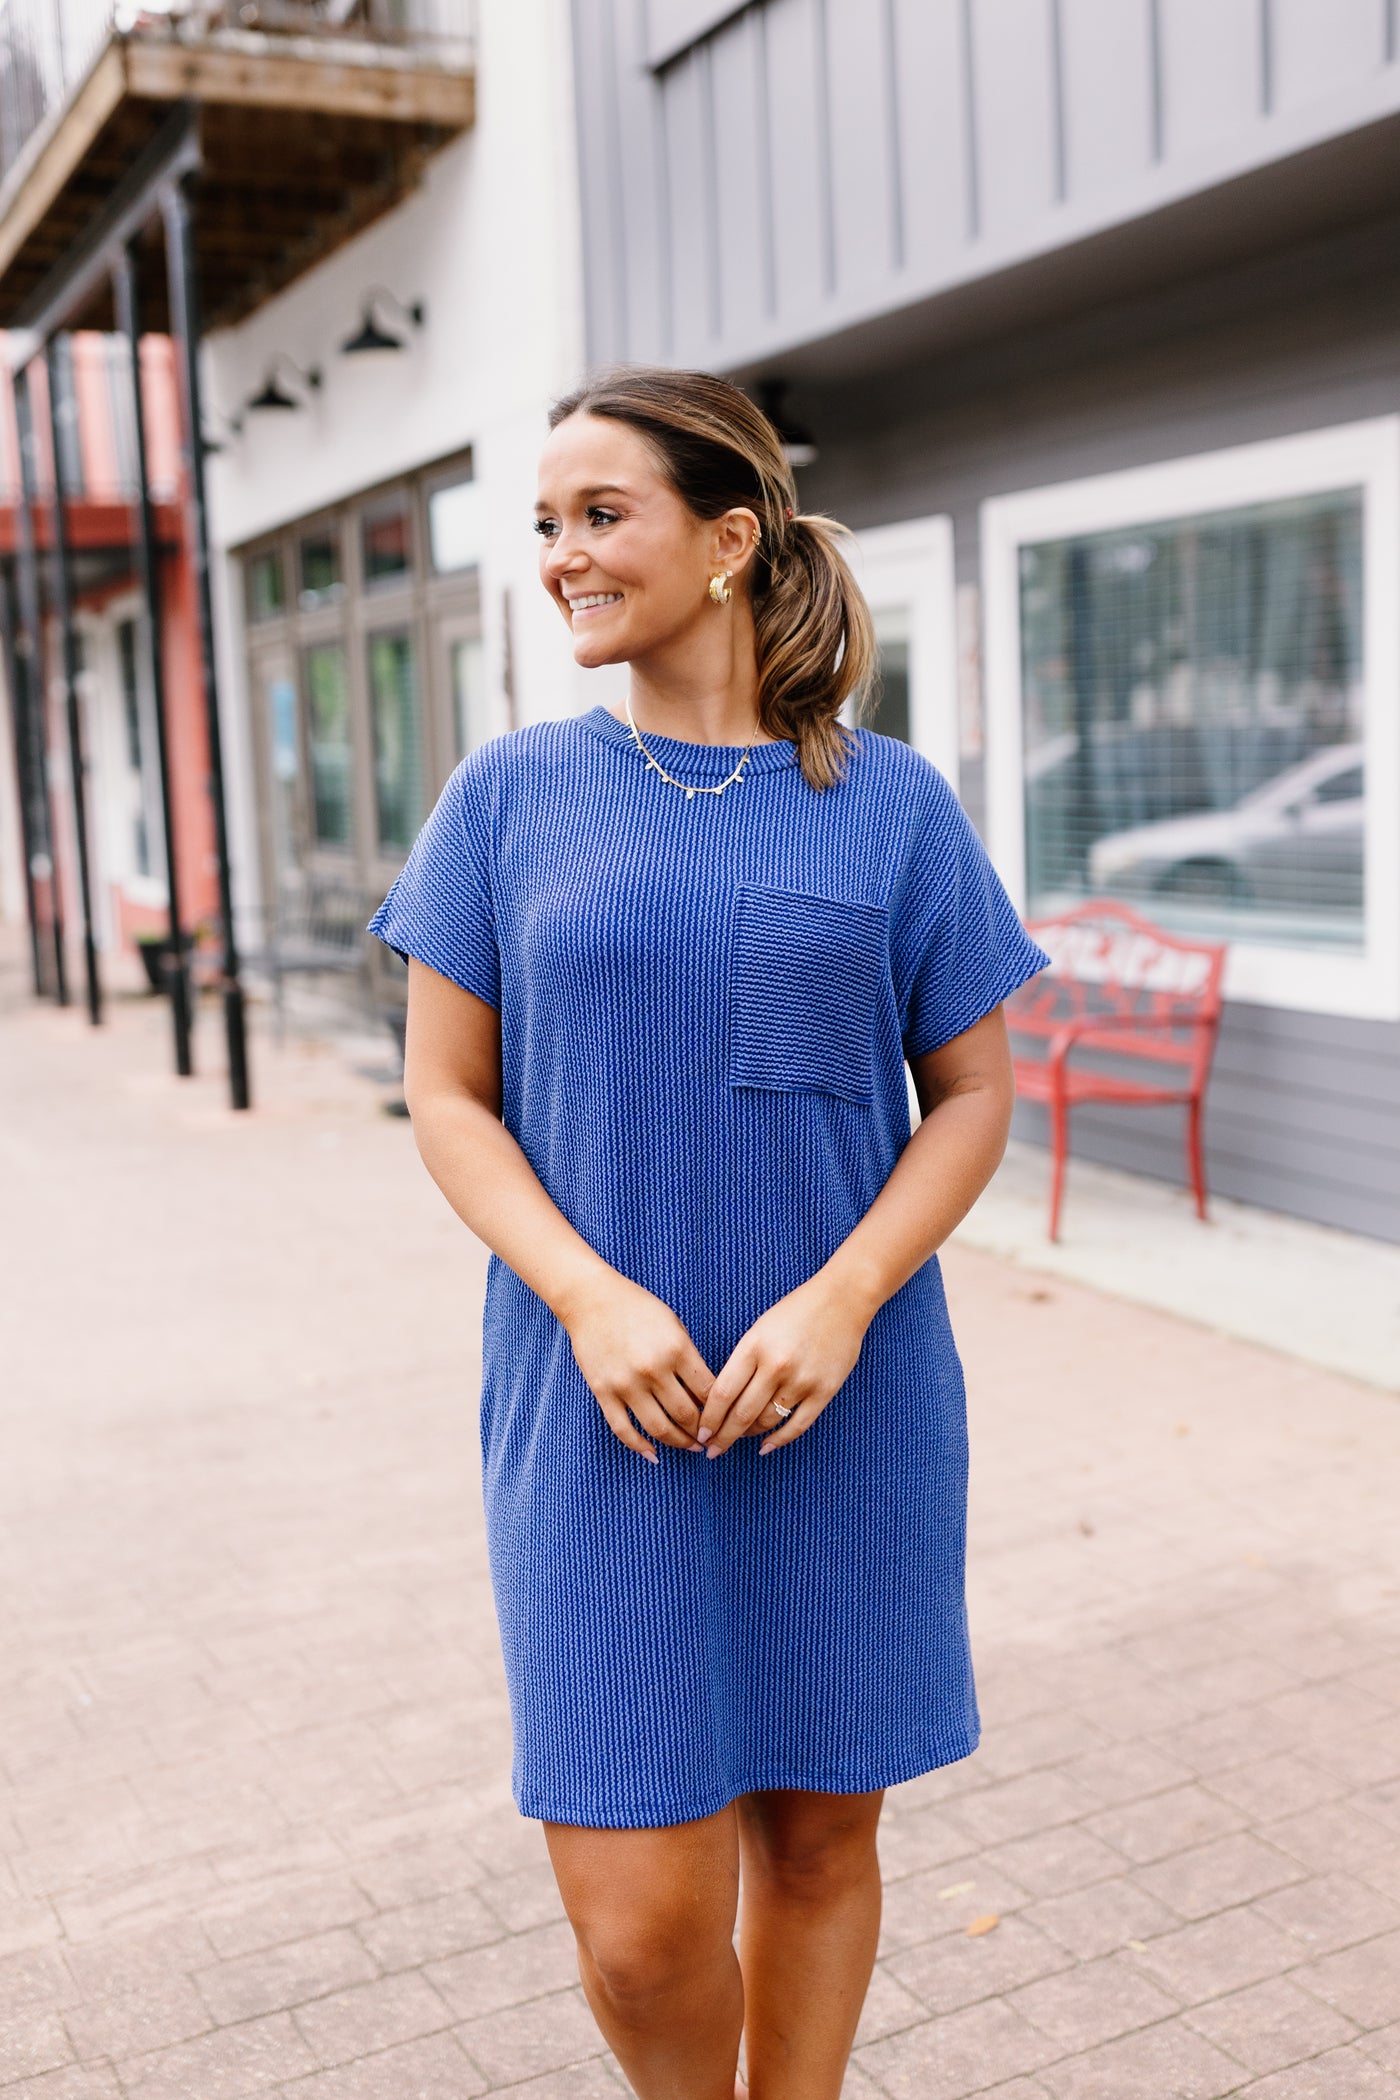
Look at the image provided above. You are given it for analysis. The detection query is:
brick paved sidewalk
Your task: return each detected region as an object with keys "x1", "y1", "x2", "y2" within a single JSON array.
[{"x1": 3, "y1": 957, "x2": 1400, "y2": 2100}]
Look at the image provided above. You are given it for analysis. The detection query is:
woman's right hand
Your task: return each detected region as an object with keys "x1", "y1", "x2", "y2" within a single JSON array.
[{"x1": 562, "y1": 1271, "x2": 714, "y2": 1462}]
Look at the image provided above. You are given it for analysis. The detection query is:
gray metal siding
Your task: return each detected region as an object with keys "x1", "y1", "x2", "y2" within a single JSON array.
[
  {"x1": 826, "y1": 0, "x2": 901, "y2": 288},
  {"x1": 970, "y1": 0, "x2": 1060, "y2": 238},
  {"x1": 1060, "y1": 0, "x2": 1156, "y2": 202},
  {"x1": 795, "y1": 237, "x2": 1400, "y2": 1242},
  {"x1": 661, "y1": 51, "x2": 714, "y2": 350},
  {"x1": 894, "y1": 0, "x2": 973, "y2": 267},
  {"x1": 573, "y1": 0, "x2": 630, "y2": 364},
  {"x1": 764, "y1": 0, "x2": 831, "y2": 317},
  {"x1": 645, "y1": 0, "x2": 750, "y2": 67},
  {"x1": 1158, "y1": 0, "x2": 1262, "y2": 154},
  {"x1": 574, "y1": 0, "x2": 1400, "y2": 375},
  {"x1": 1270, "y1": 0, "x2": 1389, "y2": 115},
  {"x1": 710, "y1": 15, "x2": 771, "y2": 334}
]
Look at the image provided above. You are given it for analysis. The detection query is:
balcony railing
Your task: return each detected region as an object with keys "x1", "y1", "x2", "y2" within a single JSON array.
[{"x1": 0, "y1": 0, "x2": 474, "y2": 184}]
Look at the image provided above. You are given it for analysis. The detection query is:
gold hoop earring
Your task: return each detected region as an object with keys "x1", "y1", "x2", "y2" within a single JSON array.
[{"x1": 709, "y1": 571, "x2": 733, "y2": 606}]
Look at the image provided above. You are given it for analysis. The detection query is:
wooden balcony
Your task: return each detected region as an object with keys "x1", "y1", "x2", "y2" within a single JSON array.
[{"x1": 0, "y1": 0, "x2": 475, "y2": 332}]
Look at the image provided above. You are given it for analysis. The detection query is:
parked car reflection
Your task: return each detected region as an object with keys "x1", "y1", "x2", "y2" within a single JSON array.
[{"x1": 1087, "y1": 742, "x2": 1364, "y2": 908}]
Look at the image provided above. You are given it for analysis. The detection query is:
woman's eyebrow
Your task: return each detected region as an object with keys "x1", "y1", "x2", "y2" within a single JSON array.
[{"x1": 534, "y1": 484, "x2": 632, "y2": 511}]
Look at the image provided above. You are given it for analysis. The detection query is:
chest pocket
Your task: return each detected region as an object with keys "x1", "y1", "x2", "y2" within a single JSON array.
[{"x1": 728, "y1": 884, "x2": 889, "y2": 1104}]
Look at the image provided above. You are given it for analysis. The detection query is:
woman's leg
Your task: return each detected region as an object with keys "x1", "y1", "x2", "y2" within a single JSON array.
[
  {"x1": 544, "y1": 1807, "x2": 744, "y2": 2100},
  {"x1": 735, "y1": 1788, "x2": 884, "y2": 2100}
]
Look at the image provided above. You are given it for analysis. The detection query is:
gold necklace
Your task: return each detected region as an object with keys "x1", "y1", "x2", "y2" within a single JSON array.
[{"x1": 622, "y1": 690, "x2": 761, "y2": 800}]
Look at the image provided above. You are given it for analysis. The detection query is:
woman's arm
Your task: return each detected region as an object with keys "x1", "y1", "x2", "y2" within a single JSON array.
[
  {"x1": 696, "y1": 1004, "x2": 1016, "y2": 1455},
  {"x1": 403, "y1": 958, "x2": 713, "y2": 1461},
  {"x1": 826, "y1": 1002, "x2": 1017, "y2": 1315}
]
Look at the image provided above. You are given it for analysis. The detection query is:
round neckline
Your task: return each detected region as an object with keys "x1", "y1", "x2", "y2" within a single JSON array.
[{"x1": 579, "y1": 703, "x2": 800, "y2": 777}]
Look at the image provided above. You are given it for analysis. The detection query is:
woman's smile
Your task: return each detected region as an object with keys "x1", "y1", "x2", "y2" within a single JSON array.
[{"x1": 565, "y1": 590, "x2": 624, "y2": 620}]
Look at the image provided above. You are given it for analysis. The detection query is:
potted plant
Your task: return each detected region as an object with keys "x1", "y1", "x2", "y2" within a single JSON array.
[{"x1": 133, "y1": 927, "x2": 196, "y2": 993}]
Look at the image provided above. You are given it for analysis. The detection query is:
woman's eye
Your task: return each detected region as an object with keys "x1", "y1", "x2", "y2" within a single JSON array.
[{"x1": 533, "y1": 509, "x2": 616, "y2": 538}]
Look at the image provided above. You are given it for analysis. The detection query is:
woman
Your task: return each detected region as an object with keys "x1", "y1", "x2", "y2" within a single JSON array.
[{"x1": 370, "y1": 368, "x2": 1047, "y2": 2100}]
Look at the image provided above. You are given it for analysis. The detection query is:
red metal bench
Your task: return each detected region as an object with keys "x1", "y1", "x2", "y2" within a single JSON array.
[{"x1": 1005, "y1": 900, "x2": 1227, "y2": 1242}]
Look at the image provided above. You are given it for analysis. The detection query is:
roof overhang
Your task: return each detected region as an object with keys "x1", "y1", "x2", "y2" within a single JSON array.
[
  {"x1": 0, "y1": 22, "x2": 474, "y2": 335},
  {"x1": 725, "y1": 93, "x2": 1400, "y2": 392}
]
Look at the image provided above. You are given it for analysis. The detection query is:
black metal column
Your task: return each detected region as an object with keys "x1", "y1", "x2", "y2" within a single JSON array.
[
  {"x1": 112, "y1": 240, "x2": 193, "y2": 1077},
  {"x1": 45, "y1": 335, "x2": 102, "y2": 1026},
  {"x1": 162, "y1": 173, "x2": 250, "y2": 1110},
  {"x1": 0, "y1": 559, "x2": 44, "y2": 995},
  {"x1": 11, "y1": 364, "x2": 67, "y2": 1006}
]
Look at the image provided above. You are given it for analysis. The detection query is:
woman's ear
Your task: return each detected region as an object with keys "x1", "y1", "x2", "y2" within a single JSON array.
[{"x1": 711, "y1": 506, "x2": 762, "y2": 583}]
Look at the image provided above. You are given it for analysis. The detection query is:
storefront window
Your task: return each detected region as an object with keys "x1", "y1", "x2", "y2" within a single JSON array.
[
  {"x1": 239, "y1": 454, "x2": 476, "y2": 922},
  {"x1": 246, "y1": 550, "x2": 285, "y2": 622},
  {"x1": 298, "y1": 530, "x2": 343, "y2": 609},
  {"x1": 450, "y1": 634, "x2": 487, "y2": 755},
  {"x1": 361, "y1": 494, "x2": 411, "y2": 588},
  {"x1": 368, "y1": 629, "x2": 422, "y2": 851},
  {"x1": 1019, "y1": 488, "x2": 1365, "y2": 952},
  {"x1": 429, "y1": 475, "x2": 483, "y2": 573},
  {"x1": 266, "y1": 669, "x2": 300, "y2": 868},
  {"x1": 869, "y1": 605, "x2": 912, "y2": 744},
  {"x1": 304, "y1": 641, "x2": 353, "y2": 848}
]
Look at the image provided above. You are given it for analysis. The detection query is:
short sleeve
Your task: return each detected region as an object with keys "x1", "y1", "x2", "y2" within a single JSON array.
[
  {"x1": 366, "y1": 755, "x2": 500, "y2": 1009},
  {"x1": 900, "y1": 774, "x2": 1049, "y2": 1059}
]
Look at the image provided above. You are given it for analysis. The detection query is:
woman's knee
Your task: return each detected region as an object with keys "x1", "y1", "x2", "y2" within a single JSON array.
[
  {"x1": 740, "y1": 1791, "x2": 883, "y2": 1903},
  {"x1": 575, "y1": 1903, "x2": 697, "y2": 2010},
  {"x1": 545, "y1": 1812, "x2": 740, "y2": 2015}
]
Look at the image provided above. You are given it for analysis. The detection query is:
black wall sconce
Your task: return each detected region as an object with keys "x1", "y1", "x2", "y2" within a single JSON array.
[
  {"x1": 756, "y1": 379, "x2": 818, "y2": 469},
  {"x1": 200, "y1": 405, "x2": 245, "y2": 456},
  {"x1": 341, "y1": 289, "x2": 427, "y2": 357},
  {"x1": 246, "y1": 356, "x2": 322, "y2": 413}
]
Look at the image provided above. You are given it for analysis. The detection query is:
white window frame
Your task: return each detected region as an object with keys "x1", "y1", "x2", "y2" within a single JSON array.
[
  {"x1": 848, "y1": 516, "x2": 960, "y2": 788},
  {"x1": 981, "y1": 418, "x2": 1400, "y2": 1021}
]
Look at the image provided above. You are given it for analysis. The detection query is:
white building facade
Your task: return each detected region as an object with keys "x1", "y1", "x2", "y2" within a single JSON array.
[{"x1": 205, "y1": 0, "x2": 595, "y2": 964}]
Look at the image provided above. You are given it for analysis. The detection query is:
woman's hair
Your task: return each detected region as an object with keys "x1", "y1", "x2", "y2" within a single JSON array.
[{"x1": 548, "y1": 367, "x2": 875, "y2": 790}]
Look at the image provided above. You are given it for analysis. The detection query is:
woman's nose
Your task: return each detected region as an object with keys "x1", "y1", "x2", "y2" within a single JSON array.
[{"x1": 544, "y1": 534, "x2": 585, "y2": 580}]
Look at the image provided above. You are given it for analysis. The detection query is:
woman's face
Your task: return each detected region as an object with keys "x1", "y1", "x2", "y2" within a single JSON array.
[{"x1": 535, "y1": 412, "x2": 751, "y2": 668}]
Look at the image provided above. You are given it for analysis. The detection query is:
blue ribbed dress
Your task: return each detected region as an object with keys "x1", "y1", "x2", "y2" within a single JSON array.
[{"x1": 369, "y1": 705, "x2": 1047, "y2": 1829}]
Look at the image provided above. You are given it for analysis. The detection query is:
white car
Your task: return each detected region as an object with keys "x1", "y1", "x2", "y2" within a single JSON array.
[{"x1": 1087, "y1": 742, "x2": 1364, "y2": 910}]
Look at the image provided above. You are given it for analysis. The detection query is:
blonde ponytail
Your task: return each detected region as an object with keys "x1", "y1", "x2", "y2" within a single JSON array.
[{"x1": 753, "y1": 510, "x2": 874, "y2": 790}]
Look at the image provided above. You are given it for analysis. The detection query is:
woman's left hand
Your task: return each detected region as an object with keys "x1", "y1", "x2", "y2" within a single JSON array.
[{"x1": 697, "y1": 1274, "x2": 873, "y2": 1457}]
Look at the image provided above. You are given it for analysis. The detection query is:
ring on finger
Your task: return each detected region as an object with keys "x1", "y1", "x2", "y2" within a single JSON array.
[{"x1": 772, "y1": 1400, "x2": 794, "y2": 1422}]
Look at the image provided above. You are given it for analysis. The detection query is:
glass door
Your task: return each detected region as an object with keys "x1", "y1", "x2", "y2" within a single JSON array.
[
  {"x1": 248, "y1": 644, "x2": 303, "y2": 881},
  {"x1": 436, "y1": 611, "x2": 498, "y2": 758},
  {"x1": 114, "y1": 612, "x2": 165, "y2": 891},
  {"x1": 365, "y1": 625, "x2": 424, "y2": 857},
  {"x1": 303, "y1": 639, "x2": 356, "y2": 857},
  {"x1": 236, "y1": 451, "x2": 478, "y2": 940},
  {"x1": 847, "y1": 517, "x2": 959, "y2": 787}
]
